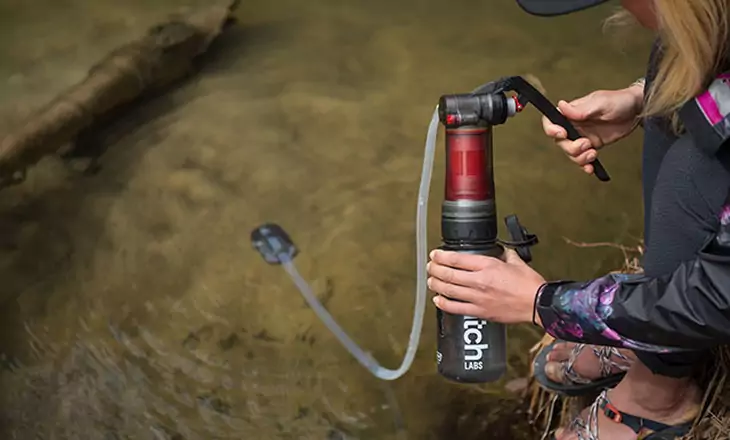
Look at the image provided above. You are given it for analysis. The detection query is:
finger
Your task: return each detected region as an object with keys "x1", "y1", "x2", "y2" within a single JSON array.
[
  {"x1": 427, "y1": 277, "x2": 481, "y2": 302},
  {"x1": 427, "y1": 262, "x2": 480, "y2": 287},
  {"x1": 432, "y1": 295, "x2": 483, "y2": 317},
  {"x1": 566, "y1": 149, "x2": 597, "y2": 166},
  {"x1": 429, "y1": 250, "x2": 492, "y2": 271},
  {"x1": 558, "y1": 98, "x2": 600, "y2": 121},
  {"x1": 556, "y1": 138, "x2": 592, "y2": 157},
  {"x1": 582, "y1": 163, "x2": 594, "y2": 175},
  {"x1": 502, "y1": 247, "x2": 524, "y2": 264},
  {"x1": 541, "y1": 115, "x2": 567, "y2": 139}
]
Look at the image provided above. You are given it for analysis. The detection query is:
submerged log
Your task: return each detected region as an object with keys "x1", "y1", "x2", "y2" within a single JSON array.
[{"x1": 0, "y1": 0, "x2": 239, "y2": 187}]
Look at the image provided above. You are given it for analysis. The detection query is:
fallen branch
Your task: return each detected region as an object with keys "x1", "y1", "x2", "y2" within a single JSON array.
[
  {"x1": 0, "y1": 0, "x2": 239, "y2": 188},
  {"x1": 562, "y1": 236, "x2": 644, "y2": 275},
  {"x1": 560, "y1": 236, "x2": 642, "y2": 254}
]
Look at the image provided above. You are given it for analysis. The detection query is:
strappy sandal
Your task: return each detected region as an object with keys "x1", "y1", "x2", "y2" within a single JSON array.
[
  {"x1": 548, "y1": 390, "x2": 695, "y2": 440},
  {"x1": 533, "y1": 341, "x2": 632, "y2": 397}
]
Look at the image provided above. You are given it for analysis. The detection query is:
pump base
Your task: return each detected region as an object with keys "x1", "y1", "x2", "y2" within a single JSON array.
[
  {"x1": 436, "y1": 366, "x2": 507, "y2": 384},
  {"x1": 434, "y1": 245, "x2": 508, "y2": 384},
  {"x1": 436, "y1": 308, "x2": 508, "y2": 384}
]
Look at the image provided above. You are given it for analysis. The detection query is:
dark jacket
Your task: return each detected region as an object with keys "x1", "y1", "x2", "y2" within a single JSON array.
[{"x1": 536, "y1": 224, "x2": 730, "y2": 352}]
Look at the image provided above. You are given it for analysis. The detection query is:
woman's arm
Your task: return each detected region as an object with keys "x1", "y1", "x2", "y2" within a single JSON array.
[
  {"x1": 537, "y1": 105, "x2": 730, "y2": 353},
  {"x1": 428, "y1": 76, "x2": 730, "y2": 343},
  {"x1": 536, "y1": 229, "x2": 730, "y2": 352},
  {"x1": 629, "y1": 77, "x2": 646, "y2": 127}
]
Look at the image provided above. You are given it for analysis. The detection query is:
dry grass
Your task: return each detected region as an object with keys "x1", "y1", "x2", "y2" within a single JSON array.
[{"x1": 524, "y1": 239, "x2": 730, "y2": 440}]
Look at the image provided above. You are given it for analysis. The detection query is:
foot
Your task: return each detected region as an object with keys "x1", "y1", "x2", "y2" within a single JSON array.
[
  {"x1": 545, "y1": 342, "x2": 634, "y2": 385},
  {"x1": 554, "y1": 369, "x2": 701, "y2": 439}
]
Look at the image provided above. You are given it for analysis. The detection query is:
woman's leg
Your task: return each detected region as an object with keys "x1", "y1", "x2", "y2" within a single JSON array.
[{"x1": 556, "y1": 358, "x2": 702, "y2": 439}]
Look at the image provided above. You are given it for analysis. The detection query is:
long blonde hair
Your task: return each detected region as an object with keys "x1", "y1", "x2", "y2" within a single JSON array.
[{"x1": 643, "y1": 0, "x2": 730, "y2": 121}]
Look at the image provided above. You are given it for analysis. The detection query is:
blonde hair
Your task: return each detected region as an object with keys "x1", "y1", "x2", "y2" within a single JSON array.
[{"x1": 643, "y1": 1, "x2": 730, "y2": 122}]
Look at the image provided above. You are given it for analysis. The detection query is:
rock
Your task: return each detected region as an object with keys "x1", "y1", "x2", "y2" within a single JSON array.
[{"x1": 504, "y1": 377, "x2": 529, "y2": 395}]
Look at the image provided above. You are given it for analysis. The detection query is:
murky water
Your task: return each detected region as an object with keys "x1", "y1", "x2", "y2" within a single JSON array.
[{"x1": 0, "y1": 0, "x2": 653, "y2": 438}]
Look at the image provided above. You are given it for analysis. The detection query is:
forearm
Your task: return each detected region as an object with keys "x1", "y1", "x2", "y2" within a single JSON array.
[
  {"x1": 535, "y1": 246, "x2": 730, "y2": 351},
  {"x1": 534, "y1": 273, "x2": 689, "y2": 353},
  {"x1": 628, "y1": 77, "x2": 646, "y2": 122}
]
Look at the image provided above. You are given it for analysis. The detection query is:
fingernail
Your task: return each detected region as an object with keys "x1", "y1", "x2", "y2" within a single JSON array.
[
  {"x1": 581, "y1": 140, "x2": 592, "y2": 151},
  {"x1": 587, "y1": 151, "x2": 597, "y2": 162},
  {"x1": 432, "y1": 296, "x2": 440, "y2": 306},
  {"x1": 427, "y1": 277, "x2": 432, "y2": 288},
  {"x1": 429, "y1": 250, "x2": 436, "y2": 259}
]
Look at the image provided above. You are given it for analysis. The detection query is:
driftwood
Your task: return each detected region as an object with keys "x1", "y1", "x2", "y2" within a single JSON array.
[{"x1": 0, "y1": 0, "x2": 239, "y2": 188}]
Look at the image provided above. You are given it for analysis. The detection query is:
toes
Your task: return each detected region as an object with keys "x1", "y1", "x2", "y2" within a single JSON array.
[
  {"x1": 545, "y1": 361, "x2": 565, "y2": 383},
  {"x1": 554, "y1": 428, "x2": 578, "y2": 440},
  {"x1": 547, "y1": 344, "x2": 572, "y2": 362},
  {"x1": 553, "y1": 342, "x2": 575, "y2": 352}
]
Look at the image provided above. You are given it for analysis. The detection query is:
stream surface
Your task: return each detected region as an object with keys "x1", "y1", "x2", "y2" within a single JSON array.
[{"x1": 0, "y1": 0, "x2": 652, "y2": 438}]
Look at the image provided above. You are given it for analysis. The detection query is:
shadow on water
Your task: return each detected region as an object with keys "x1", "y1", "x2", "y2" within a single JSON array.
[{"x1": 0, "y1": 0, "x2": 653, "y2": 439}]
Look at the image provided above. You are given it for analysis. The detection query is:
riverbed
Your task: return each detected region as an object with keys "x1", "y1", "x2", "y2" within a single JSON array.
[{"x1": 0, "y1": 0, "x2": 652, "y2": 438}]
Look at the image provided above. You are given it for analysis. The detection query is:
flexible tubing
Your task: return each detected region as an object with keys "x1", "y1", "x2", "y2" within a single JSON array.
[{"x1": 278, "y1": 107, "x2": 439, "y2": 380}]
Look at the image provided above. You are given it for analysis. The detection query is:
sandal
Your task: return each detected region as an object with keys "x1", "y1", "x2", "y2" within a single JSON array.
[
  {"x1": 549, "y1": 389, "x2": 695, "y2": 439},
  {"x1": 533, "y1": 341, "x2": 631, "y2": 397}
]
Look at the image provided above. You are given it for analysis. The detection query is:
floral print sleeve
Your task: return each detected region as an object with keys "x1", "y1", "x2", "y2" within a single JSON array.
[
  {"x1": 534, "y1": 276, "x2": 691, "y2": 353},
  {"x1": 534, "y1": 202, "x2": 730, "y2": 352}
]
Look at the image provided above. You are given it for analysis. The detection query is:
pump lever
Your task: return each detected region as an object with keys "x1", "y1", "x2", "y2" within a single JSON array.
[{"x1": 499, "y1": 76, "x2": 611, "y2": 183}]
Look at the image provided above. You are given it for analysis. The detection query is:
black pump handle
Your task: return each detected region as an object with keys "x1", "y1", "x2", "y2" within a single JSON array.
[{"x1": 490, "y1": 76, "x2": 611, "y2": 182}]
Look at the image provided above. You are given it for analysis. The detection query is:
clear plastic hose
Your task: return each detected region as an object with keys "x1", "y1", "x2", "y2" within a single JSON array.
[{"x1": 278, "y1": 108, "x2": 440, "y2": 380}]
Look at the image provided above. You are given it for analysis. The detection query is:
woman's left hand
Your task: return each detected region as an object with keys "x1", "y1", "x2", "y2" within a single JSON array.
[{"x1": 427, "y1": 248, "x2": 546, "y2": 325}]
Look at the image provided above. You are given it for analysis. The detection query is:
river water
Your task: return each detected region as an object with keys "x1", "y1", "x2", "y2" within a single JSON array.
[{"x1": 0, "y1": 0, "x2": 652, "y2": 438}]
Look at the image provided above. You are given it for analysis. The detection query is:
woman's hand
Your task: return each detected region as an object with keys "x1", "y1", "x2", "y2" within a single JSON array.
[
  {"x1": 543, "y1": 84, "x2": 644, "y2": 175},
  {"x1": 427, "y1": 248, "x2": 546, "y2": 324}
]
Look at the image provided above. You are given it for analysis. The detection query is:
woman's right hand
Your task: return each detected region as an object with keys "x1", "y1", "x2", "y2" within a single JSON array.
[{"x1": 543, "y1": 85, "x2": 644, "y2": 175}]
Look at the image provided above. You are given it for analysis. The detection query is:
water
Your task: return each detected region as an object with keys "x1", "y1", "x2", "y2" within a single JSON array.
[{"x1": 0, "y1": 0, "x2": 652, "y2": 438}]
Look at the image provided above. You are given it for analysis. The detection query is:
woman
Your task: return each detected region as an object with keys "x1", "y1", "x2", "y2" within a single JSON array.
[{"x1": 427, "y1": 0, "x2": 730, "y2": 439}]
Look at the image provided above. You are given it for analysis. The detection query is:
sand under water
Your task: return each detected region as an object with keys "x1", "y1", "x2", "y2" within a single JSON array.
[{"x1": 0, "y1": 0, "x2": 652, "y2": 438}]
